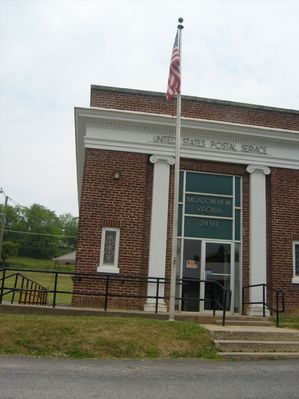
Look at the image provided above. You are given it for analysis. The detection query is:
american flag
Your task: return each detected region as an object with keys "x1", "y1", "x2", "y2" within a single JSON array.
[{"x1": 166, "y1": 31, "x2": 180, "y2": 101}]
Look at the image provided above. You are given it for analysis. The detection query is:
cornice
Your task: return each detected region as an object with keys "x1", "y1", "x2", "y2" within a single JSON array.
[
  {"x1": 86, "y1": 118, "x2": 299, "y2": 149},
  {"x1": 87, "y1": 119, "x2": 174, "y2": 136}
]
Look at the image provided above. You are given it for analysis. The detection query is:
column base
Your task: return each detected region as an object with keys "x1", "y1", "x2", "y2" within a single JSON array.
[
  {"x1": 247, "y1": 304, "x2": 270, "y2": 317},
  {"x1": 144, "y1": 300, "x2": 168, "y2": 313}
]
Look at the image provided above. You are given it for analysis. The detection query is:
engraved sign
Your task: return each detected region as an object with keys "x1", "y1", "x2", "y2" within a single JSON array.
[
  {"x1": 185, "y1": 194, "x2": 233, "y2": 217},
  {"x1": 152, "y1": 134, "x2": 268, "y2": 155}
]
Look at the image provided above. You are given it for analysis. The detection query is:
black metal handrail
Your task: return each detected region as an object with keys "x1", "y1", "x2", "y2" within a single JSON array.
[
  {"x1": 0, "y1": 269, "x2": 48, "y2": 306},
  {"x1": 0, "y1": 267, "x2": 231, "y2": 325},
  {"x1": 242, "y1": 283, "x2": 285, "y2": 327},
  {"x1": 178, "y1": 277, "x2": 231, "y2": 326}
]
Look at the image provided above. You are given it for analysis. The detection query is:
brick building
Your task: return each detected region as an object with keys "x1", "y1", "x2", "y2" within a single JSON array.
[{"x1": 74, "y1": 85, "x2": 299, "y2": 314}]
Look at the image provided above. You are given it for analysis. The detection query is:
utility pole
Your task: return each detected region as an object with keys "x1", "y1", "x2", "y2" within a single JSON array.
[{"x1": 0, "y1": 189, "x2": 8, "y2": 263}]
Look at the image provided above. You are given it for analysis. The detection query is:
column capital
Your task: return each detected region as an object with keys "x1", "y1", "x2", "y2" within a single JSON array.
[
  {"x1": 150, "y1": 155, "x2": 175, "y2": 165},
  {"x1": 246, "y1": 164, "x2": 271, "y2": 175}
]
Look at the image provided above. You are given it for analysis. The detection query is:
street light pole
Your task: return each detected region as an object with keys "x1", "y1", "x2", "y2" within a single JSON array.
[{"x1": 0, "y1": 189, "x2": 9, "y2": 263}]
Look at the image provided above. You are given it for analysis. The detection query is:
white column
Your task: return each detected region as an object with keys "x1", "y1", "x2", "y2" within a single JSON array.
[
  {"x1": 246, "y1": 164, "x2": 271, "y2": 315},
  {"x1": 144, "y1": 155, "x2": 175, "y2": 312}
]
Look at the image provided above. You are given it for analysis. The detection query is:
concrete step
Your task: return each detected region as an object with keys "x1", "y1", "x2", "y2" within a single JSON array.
[
  {"x1": 218, "y1": 352, "x2": 299, "y2": 360},
  {"x1": 215, "y1": 340, "x2": 299, "y2": 353},
  {"x1": 215, "y1": 319, "x2": 274, "y2": 327},
  {"x1": 210, "y1": 329, "x2": 299, "y2": 342},
  {"x1": 216, "y1": 314, "x2": 272, "y2": 321},
  {"x1": 205, "y1": 324, "x2": 299, "y2": 360}
]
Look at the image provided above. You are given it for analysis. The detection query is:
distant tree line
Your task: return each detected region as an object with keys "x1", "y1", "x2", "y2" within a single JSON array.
[{"x1": 0, "y1": 203, "x2": 77, "y2": 262}]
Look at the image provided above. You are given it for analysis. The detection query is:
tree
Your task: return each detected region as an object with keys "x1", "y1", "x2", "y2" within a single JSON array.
[
  {"x1": 2, "y1": 204, "x2": 26, "y2": 244},
  {"x1": 59, "y1": 213, "x2": 77, "y2": 250},
  {"x1": 1, "y1": 241, "x2": 19, "y2": 264},
  {"x1": 2, "y1": 203, "x2": 78, "y2": 260},
  {"x1": 19, "y1": 204, "x2": 61, "y2": 259}
]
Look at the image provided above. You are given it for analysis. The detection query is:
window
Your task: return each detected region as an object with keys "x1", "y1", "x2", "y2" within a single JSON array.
[
  {"x1": 292, "y1": 241, "x2": 299, "y2": 284},
  {"x1": 97, "y1": 227, "x2": 120, "y2": 274}
]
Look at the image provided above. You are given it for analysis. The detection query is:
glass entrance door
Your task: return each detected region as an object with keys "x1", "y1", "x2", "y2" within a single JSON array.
[
  {"x1": 181, "y1": 240, "x2": 232, "y2": 312},
  {"x1": 203, "y1": 242, "x2": 231, "y2": 311},
  {"x1": 181, "y1": 240, "x2": 201, "y2": 311}
]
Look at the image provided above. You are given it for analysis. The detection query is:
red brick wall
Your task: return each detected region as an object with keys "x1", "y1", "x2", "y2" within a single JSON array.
[
  {"x1": 268, "y1": 168, "x2": 299, "y2": 312},
  {"x1": 90, "y1": 86, "x2": 299, "y2": 131},
  {"x1": 74, "y1": 149, "x2": 151, "y2": 308}
]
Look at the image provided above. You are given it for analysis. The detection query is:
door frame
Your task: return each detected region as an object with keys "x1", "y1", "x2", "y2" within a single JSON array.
[
  {"x1": 178, "y1": 238, "x2": 235, "y2": 313},
  {"x1": 199, "y1": 239, "x2": 234, "y2": 313}
]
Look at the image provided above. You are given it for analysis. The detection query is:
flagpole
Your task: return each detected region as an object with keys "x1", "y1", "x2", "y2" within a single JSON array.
[{"x1": 169, "y1": 18, "x2": 184, "y2": 321}]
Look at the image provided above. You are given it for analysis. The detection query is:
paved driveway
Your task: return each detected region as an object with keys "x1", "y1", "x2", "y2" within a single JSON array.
[{"x1": 0, "y1": 356, "x2": 298, "y2": 399}]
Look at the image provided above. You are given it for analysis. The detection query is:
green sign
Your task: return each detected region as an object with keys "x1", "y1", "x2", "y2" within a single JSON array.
[
  {"x1": 186, "y1": 172, "x2": 233, "y2": 195},
  {"x1": 185, "y1": 194, "x2": 233, "y2": 217},
  {"x1": 184, "y1": 217, "x2": 233, "y2": 240},
  {"x1": 178, "y1": 172, "x2": 242, "y2": 241}
]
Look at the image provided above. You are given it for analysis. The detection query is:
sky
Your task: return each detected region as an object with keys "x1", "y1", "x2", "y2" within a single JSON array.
[{"x1": 0, "y1": 0, "x2": 299, "y2": 217}]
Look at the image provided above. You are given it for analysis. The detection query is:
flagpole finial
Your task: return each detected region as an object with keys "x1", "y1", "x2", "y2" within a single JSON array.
[{"x1": 178, "y1": 17, "x2": 184, "y2": 29}]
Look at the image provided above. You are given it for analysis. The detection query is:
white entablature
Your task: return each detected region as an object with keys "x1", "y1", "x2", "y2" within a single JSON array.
[{"x1": 75, "y1": 106, "x2": 299, "y2": 198}]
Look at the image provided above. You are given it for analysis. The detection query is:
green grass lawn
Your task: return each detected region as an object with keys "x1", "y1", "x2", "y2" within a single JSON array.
[
  {"x1": 1, "y1": 256, "x2": 74, "y2": 306},
  {"x1": 0, "y1": 314, "x2": 218, "y2": 360},
  {"x1": 280, "y1": 316, "x2": 299, "y2": 330}
]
